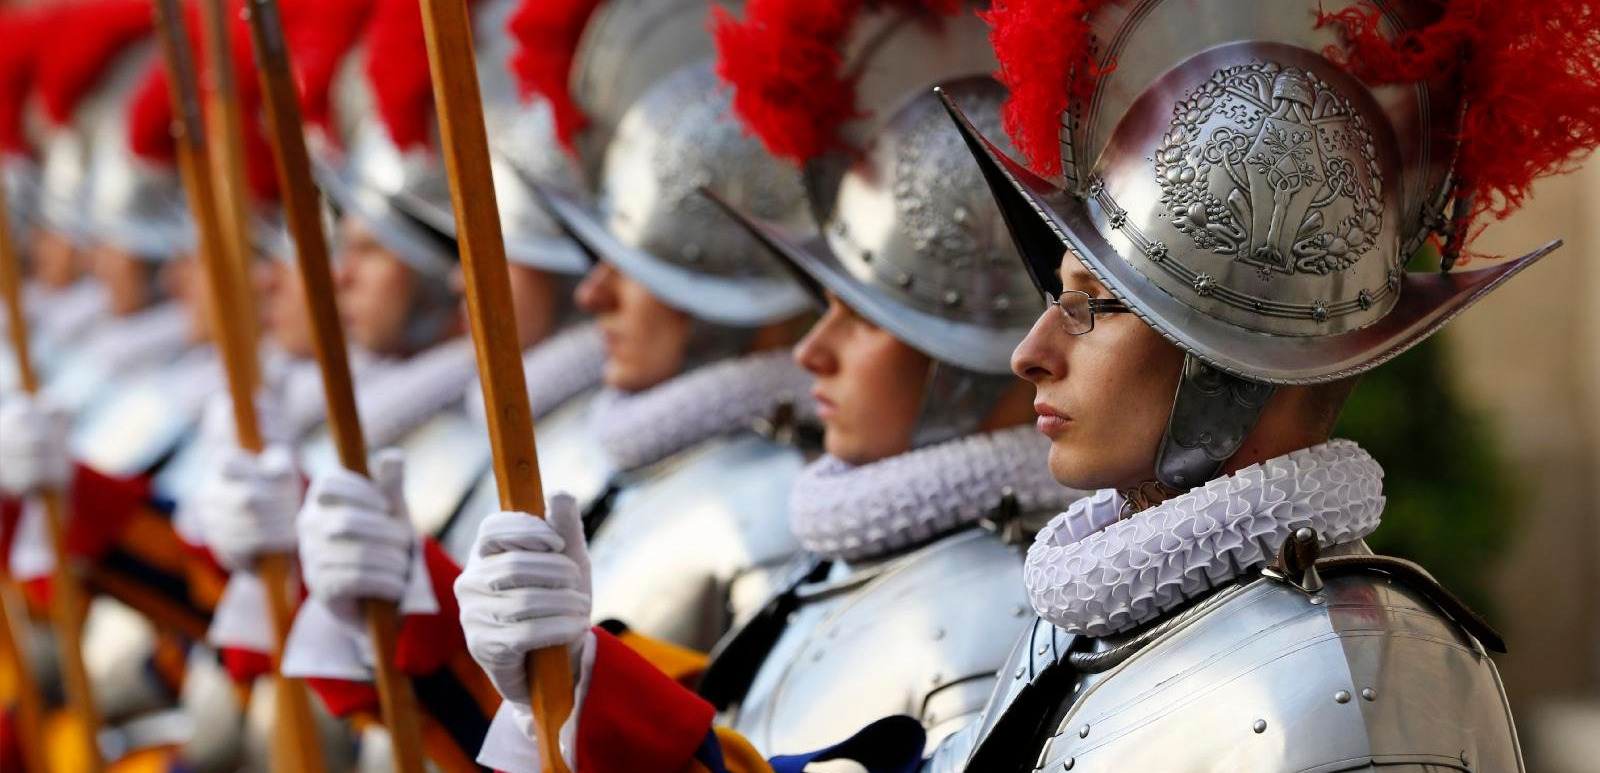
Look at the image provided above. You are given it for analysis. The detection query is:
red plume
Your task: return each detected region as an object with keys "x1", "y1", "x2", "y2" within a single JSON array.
[
  {"x1": 506, "y1": 0, "x2": 605, "y2": 149},
  {"x1": 713, "y1": 0, "x2": 965, "y2": 165},
  {"x1": 363, "y1": 0, "x2": 437, "y2": 150},
  {"x1": 32, "y1": 0, "x2": 155, "y2": 127},
  {"x1": 0, "y1": 6, "x2": 52, "y2": 155},
  {"x1": 980, "y1": 0, "x2": 1114, "y2": 178},
  {"x1": 1319, "y1": 0, "x2": 1600, "y2": 246},
  {"x1": 284, "y1": 0, "x2": 375, "y2": 132}
]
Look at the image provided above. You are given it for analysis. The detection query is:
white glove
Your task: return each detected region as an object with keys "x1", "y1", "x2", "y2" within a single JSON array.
[
  {"x1": 193, "y1": 444, "x2": 302, "y2": 569},
  {"x1": 297, "y1": 449, "x2": 416, "y2": 621},
  {"x1": 455, "y1": 494, "x2": 590, "y2": 708},
  {"x1": 0, "y1": 394, "x2": 73, "y2": 496}
]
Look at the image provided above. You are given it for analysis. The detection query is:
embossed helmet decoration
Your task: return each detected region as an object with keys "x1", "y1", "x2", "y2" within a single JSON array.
[
  {"x1": 710, "y1": 0, "x2": 1038, "y2": 446},
  {"x1": 508, "y1": 0, "x2": 812, "y2": 328},
  {"x1": 945, "y1": 0, "x2": 1600, "y2": 489}
]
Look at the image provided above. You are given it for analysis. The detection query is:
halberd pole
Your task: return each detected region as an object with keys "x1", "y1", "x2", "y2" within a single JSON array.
[
  {"x1": 239, "y1": 0, "x2": 432, "y2": 771},
  {"x1": 413, "y1": 0, "x2": 574, "y2": 768}
]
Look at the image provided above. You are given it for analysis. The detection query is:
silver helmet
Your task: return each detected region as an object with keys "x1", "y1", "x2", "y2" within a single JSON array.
[
  {"x1": 83, "y1": 44, "x2": 193, "y2": 260},
  {"x1": 533, "y1": 0, "x2": 812, "y2": 329},
  {"x1": 943, "y1": 0, "x2": 1575, "y2": 489},
  {"x1": 401, "y1": 0, "x2": 589, "y2": 275},
  {"x1": 708, "y1": 3, "x2": 1036, "y2": 446}
]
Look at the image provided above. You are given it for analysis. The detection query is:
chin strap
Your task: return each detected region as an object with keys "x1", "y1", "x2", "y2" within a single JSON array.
[
  {"x1": 1155, "y1": 355, "x2": 1276, "y2": 491},
  {"x1": 909, "y1": 362, "x2": 1017, "y2": 449}
]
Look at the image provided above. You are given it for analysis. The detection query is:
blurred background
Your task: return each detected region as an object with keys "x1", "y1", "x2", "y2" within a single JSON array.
[{"x1": 1336, "y1": 160, "x2": 1599, "y2": 773}]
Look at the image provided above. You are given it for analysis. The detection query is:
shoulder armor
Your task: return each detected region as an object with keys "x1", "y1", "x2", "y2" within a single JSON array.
[
  {"x1": 1018, "y1": 568, "x2": 1523, "y2": 773},
  {"x1": 69, "y1": 351, "x2": 217, "y2": 477},
  {"x1": 588, "y1": 433, "x2": 805, "y2": 652},
  {"x1": 731, "y1": 529, "x2": 1036, "y2": 756}
]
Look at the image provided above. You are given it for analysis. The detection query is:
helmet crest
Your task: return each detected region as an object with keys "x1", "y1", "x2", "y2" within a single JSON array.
[{"x1": 506, "y1": 0, "x2": 606, "y2": 149}]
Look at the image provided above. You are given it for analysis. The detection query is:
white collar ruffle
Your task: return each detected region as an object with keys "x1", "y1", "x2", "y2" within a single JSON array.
[
  {"x1": 1025, "y1": 439, "x2": 1385, "y2": 637},
  {"x1": 790, "y1": 426, "x2": 1084, "y2": 561},
  {"x1": 587, "y1": 350, "x2": 813, "y2": 472}
]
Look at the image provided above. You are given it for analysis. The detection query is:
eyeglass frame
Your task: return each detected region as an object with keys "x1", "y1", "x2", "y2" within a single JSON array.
[{"x1": 1044, "y1": 289, "x2": 1133, "y2": 335}]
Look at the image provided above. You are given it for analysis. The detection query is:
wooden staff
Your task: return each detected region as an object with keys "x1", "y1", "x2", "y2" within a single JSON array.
[
  {"x1": 0, "y1": 170, "x2": 104, "y2": 773},
  {"x1": 415, "y1": 0, "x2": 573, "y2": 769},
  {"x1": 238, "y1": 2, "x2": 430, "y2": 772},
  {"x1": 0, "y1": 184, "x2": 65, "y2": 773},
  {"x1": 146, "y1": 3, "x2": 325, "y2": 772}
]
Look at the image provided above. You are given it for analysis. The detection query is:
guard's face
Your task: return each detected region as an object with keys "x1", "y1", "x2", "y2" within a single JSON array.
[
  {"x1": 258, "y1": 258, "x2": 315, "y2": 358},
  {"x1": 795, "y1": 295, "x2": 930, "y2": 464},
  {"x1": 161, "y1": 253, "x2": 212, "y2": 343},
  {"x1": 31, "y1": 228, "x2": 79, "y2": 290},
  {"x1": 1011, "y1": 251, "x2": 1185, "y2": 491},
  {"x1": 88, "y1": 242, "x2": 156, "y2": 317},
  {"x1": 574, "y1": 261, "x2": 693, "y2": 392},
  {"x1": 335, "y1": 214, "x2": 422, "y2": 355}
]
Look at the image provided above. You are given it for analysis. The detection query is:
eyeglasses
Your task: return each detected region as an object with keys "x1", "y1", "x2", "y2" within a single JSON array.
[{"x1": 1045, "y1": 289, "x2": 1133, "y2": 335}]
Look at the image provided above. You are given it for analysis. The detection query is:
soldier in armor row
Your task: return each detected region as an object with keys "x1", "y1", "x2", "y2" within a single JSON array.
[{"x1": 437, "y1": 0, "x2": 1598, "y2": 772}]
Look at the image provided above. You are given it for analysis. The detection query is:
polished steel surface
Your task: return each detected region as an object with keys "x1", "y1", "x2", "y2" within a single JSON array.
[
  {"x1": 1023, "y1": 573, "x2": 1522, "y2": 773},
  {"x1": 728, "y1": 529, "x2": 1034, "y2": 756},
  {"x1": 587, "y1": 432, "x2": 806, "y2": 653}
]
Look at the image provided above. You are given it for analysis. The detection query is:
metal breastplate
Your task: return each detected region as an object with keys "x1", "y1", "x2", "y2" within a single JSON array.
[
  {"x1": 441, "y1": 389, "x2": 614, "y2": 563},
  {"x1": 587, "y1": 432, "x2": 805, "y2": 653},
  {"x1": 69, "y1": 350, "x2": 217, "y2": 477},
  {"x1": 299, "y1": 408, "x2": 492, "y2": 540},
  {"x1": 728, "y1": 529, "x2": 1034, "y2": 756},
  {"x1": 961, "y1": 570, "x2": 1522, "y2": 773}
]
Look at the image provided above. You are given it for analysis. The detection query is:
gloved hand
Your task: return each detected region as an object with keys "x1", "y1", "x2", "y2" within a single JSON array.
[
  {"x1": 297, "y1": 449, "x2": 416, "y2": 621},
  {"x1": 0, "y1": 394, "x2": 73, "y2": 496},
  {"x1": 193, "y1": 444, "x2": 302, "y2": 569},
  {"x1": 455, "y1": 494, "x2": 591, "y2": 709}
]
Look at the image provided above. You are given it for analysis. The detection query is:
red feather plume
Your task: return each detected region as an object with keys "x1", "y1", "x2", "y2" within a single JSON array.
[
  {"x1": 713, "y1": 0, "x2": 965, "y2": 165},
  {"x1": 363, "y1": 0, "x2": 438, "y2": 150},
  {"x1": 1319, "y1": 0, "x2": 1600, "y2": 247},
  {"x1": 32, "y1": 0, "x2": 156, "y2": 127},
  {"x1": 0, "y1": 6, "x2": 53, "y2": 155},
  {"x1": 284, "y1": 0, "x2": 375, "y2": 132},
  {"x1": 980, "y1": 0, "x2": 1114, "y2": 178},
  {"x1": 506, "y1": 0, "x2": 606, "y2": 150}
]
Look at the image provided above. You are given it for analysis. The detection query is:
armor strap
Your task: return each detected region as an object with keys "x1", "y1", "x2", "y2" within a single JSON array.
[
  {"x1": 1155, "y1": 355, "x2": 1276, "y2": 490},
  {"x1": 695, "y1": 556, "x2": 833, "y2": 711},
  {"x1": 1308, "y1": 554, "x2": 1506, "y2": 654}
]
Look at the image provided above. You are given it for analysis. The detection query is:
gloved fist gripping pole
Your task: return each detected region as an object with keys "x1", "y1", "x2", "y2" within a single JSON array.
[
  {"x1": 241, "y1": 0, "x2": 430, "y2": 771},
  {"x1": 415, "y1": 0, "x2": 576, "y2": 768}
]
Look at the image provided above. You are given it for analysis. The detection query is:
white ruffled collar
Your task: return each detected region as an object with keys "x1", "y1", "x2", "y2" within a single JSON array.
[
  {"x1": 355, "y1": 337, "x2": 479, "y2": 448},
  {"x1": 465, "y1": 322, "x2": 606, "y2": 426},
  {"x1": 1025, "y1": 440, "x2": 1385, "y2": 637},
  {"x1": 587, "y1": 350, "x2": 813, "y2": 472},
  {"x1": 790, "y1": 426, "x2": 1085, "y2": 561}
]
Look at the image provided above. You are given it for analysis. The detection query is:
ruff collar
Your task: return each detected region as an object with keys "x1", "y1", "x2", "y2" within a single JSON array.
[
  {"x1": 1026, "y1": 440, "x2": 1385, "y2": 637},
  {"x1": 791, "y1": 426, "x2": 1084, "y2": 561},
  {"x1": 588, "y1": 350, "x2": 813, "y2": 472},
  {"x1": 466, "y1": 322, "x2": 606, "y2": 425}
]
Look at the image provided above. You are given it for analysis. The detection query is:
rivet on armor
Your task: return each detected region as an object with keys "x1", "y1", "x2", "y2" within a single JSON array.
[
  {"x1": 1014, "y1": 666, "x2": 1026, "y2": 679},
  {"x1": 1334, "y1": 690, "x2": 1352, "y2": 704},
  {"x1": 1037, "y1": 644, "x2": 1048, "y2": 655},
  {"x1": 932, "y1": 627, "x2": 946, "y2": 641},
  {"x1": 930, "y1": 673, "x2": 942, "y2": 686},
  {"x1": 1361, "y1": 688, "x2": 1377, "y2": 701},
  {"x1": 1108, "y1": 210, "x2": 1127, "y2": 229},
  {"x1": 944, "y1": 290, "x2": 963, "y2": 307},
  {"x1": 1358, "y1": 289, "x2": 1373, "y2": 310},
  {"x1": 1145, "y1": 242, "x2": 1168, "y2": 262},
  {"x1": 1193, "y1": 274, "x2": 1216, "y2": 297},
  {"x1": 1012, "y1": 605, "x2": 1027, "y2": 617},
  {"x1": 953, "y1": 206, "x2": 970, "y2": 224},
  {"x1": 1252, "y1": 719, "x2": 1267, "y2": 734},
  {"x1": 1311, "y1": 301, "x2": 1330, "y2": 323},
  {"x1": 1087, "y1": 177, "x2": 1105, "y2": 196},
  {"x1": 1309, "y1": 594, "x2": 1327, "y2": 605},
  {"x1": 810, "y1": 650, "x2": 823, "y2": 662},
  {"x1": 1078, "y1": 724, "x2": 1090, "y2": 739},
  {"x1": 994, "y1": 295, "x2": 1012, "y2": 311},
  {"x1": 860, "y1": 249, "x2": 873, "y2": 263},
  {"x1": 1061, "y1": 757, "x2": 1075, "y2": 771},
  {"x1": 896, "y1": 273, "x2": 914, "y2": 288}
]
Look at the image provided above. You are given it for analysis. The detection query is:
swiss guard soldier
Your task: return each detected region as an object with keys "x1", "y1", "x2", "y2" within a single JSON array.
[
  {"x1": 929, "y1": 0, "x2": 1599, "y2": 770},
  {"x1": 454, "y1": 0, "x2": 1088, "y2": 768}
]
